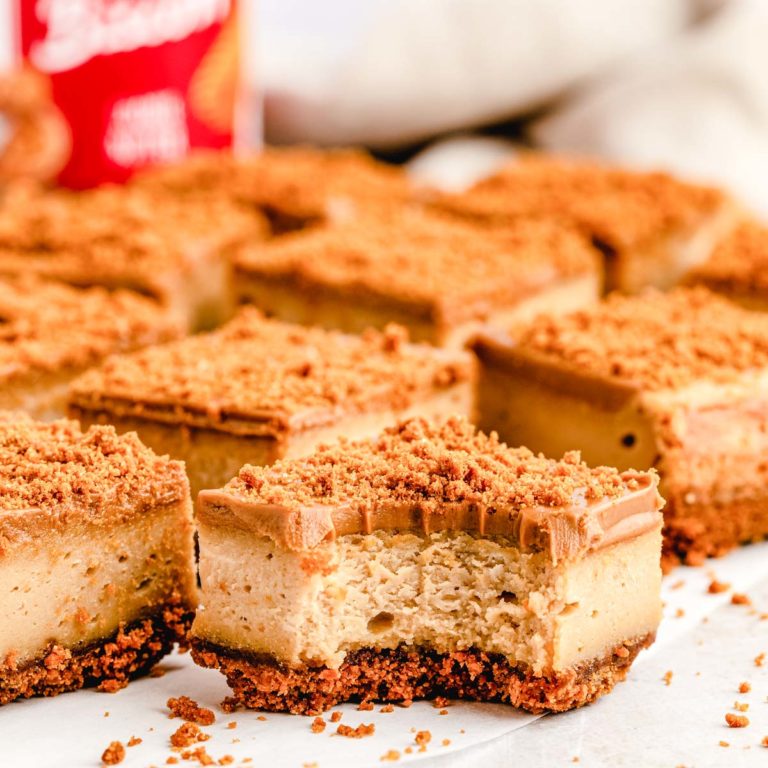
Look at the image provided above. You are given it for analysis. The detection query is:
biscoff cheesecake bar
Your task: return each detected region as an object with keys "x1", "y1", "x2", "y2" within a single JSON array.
[
  {"x1": 69, "y1": 310, "x2": 472, "y2": 495},
  {"x1": 0, "y1": 182, "x2": 268, "y2": 330},
  {"x1": 431, "y1": 156, "x2": 740, "y2": 292},
  {"x1": 0, "y1": 414, "x2": 197, "y2": 705},
  {"x1": 191, "y1": 417, "x2": 663, "y2": 715},
  {"x1": 134, "y1": 147, "x2": 412, "y2": 234},
  {"x1": 473, "y1": 287, "x2": 768, "y2": 567},
  {"x1": 685, "y1": 222, "x2": 768, "y2": 310},
  {"x1": 0, "y1": 275, "x2": 182, "y2": 420},
  {"x1": 235, "y1": 210, "x2": 601, "y2": 347}
]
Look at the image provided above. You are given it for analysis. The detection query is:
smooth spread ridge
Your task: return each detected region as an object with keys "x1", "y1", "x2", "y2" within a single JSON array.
[
  {"x1": 510, "y1": 287, "x2": 768, "y2": 392},
  {"x1": 69, "y1": 310, "x2": 471, "y2": 435}
]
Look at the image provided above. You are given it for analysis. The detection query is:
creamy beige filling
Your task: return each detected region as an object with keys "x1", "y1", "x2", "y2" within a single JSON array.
[
  {"x1": 193, "y1": 527, "x2": 661, "y2": 675},
  {"x1": 236, "y1": 274, "x2": 599, "y2": 348},
  {"x1": 0, "y1": 504, "x2": 197, "y2": 666},
  {"x1": 73, "y1": 383, "x2": 472, "y2": 497}
]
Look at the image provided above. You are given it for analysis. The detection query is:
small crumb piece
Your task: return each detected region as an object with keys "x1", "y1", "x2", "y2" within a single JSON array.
[
  {"x1": 167, "y1": 696, "x2": 215, "y2": 726},
  {"x1": 330, "y1": 711, "x2": 342, "y2": 723},
  {"x1": 439, "y1": 709, "x2": 449, "y2": 715},
  {"x1": 226, "y1": 722, "x2": 236, "y2": 730},
  {"x1": 358, "y1": 701, "x2": 374, "y2": 711},
  {"x1": 180, "y1": 746, "x2": 214, "y2": 766},
  {"x1": 404, "y1": 747, "x2": 413, "y2": 754},
  {"x1": 732, "y1": 593, "x2": 751, "y2": 605},
  {"x1": 719, "y1": 741, "x2": 729, "y2": 747},
  {"x1": 675, "y1": 608, "x2": 685, "y2": 618},
  {"x1": 257, "y1": 716, "x2": 267, "y2": 722},
  {"x1": 310, "y1": 717, "x2": 326, "y2": 734},
  {"x1": 755, "y1": 653, "x2": 765, "y2": 667},
  {"x1": 572, "y1": 758, "x2": 580, "y2": 764},
  {"x1": 170, "y1": 722, "x2": 209, "y2": 748},
  {"x1": 670, "y1": 580, "x2": 685, "y2": 590},
  {"x1": 218, "y1": 758, "x2": 234, "y2": 766},
  {"x1": 739, "y1": 682, "x2": 752, "y2": 693},
  {"x1": 380, "y1": 751, "x2": 400, "y2": 762},
  {"x1": 415, "y1": 731, "x2": 432, "y2": 747},
  {"x1": 734, "y1": 702, "x2": 749, "y2": 712},
  {"x1": 380, "y1": 704, "x2": 394, "y2": 713},
  {"x1": 336, "y1": 723, "x2": 375, "y2": 739},
  {"x1": 150, "y1": 665, "x2": 167, "y2": 678},
  {"x1": 460, "y1": 729, "x2": 466, "y2": 734},
  {"x1": 399, "y1": 699, "x2": 413, "y2": 708},
  {"x1": 762, "y1": 736, "x2": 768, "y2": 747},
  {"x1": 725, "y1": 713, "x2": 750, "y2": 728},
  {"x1": 127, "y1": 736, "x2": 142, "y2": 747},
  {"x1": 101, "y1": 741, "x2": 125, "y2": 765},
  {"x1": 663, "y1": 671, "x2": 673, "y2": 686},
  {"x1": 103, "y1": 712, "x2": 110, "y2": 718},
  {"x1": 442, "y1": 739, "x2": 451, "y2": 747},
  {"x1": 167, "y1": 759, "x2": 179, "y2": 765},
  {"x1": 708, "y1": 579, "x2": 730, "y2": 594}
]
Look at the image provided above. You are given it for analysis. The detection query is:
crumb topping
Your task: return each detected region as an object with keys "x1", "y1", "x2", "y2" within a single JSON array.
[
  {"x1": 70, "y1": 310, "x2": 471, "y2": 435},
  {"x1": 0, "y1": 413, "x2": 187, "y2": 517},
  {"x1": 440, "y1": 155, "x2": 727, "y2": 252},
  {"x1": 236, "y1": 211, "x2": 597, "y2": 324},
  {"x1": 0, "y1": 275, "x2": 180, "y2": 381},
  {"x1": 167, "y1": 696, "x2": 216, "y2": 726},
  {"x1": 225, "y1": 416, "x2": 638, "y2": 512},
  {"x1": 512, "y1": 288, "x2": 768, "y2": 391}
]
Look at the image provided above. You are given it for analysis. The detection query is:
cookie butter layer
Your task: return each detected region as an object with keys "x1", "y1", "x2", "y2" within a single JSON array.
[
  {"x1": 0, "y1": 275, "x2": 182, "y2": 420},
  {"x1": 474, "y1": 287, "x2": 768, "y2": 566},
  {"x1": 0, "y1": 415, "x2": 197, "y2": 692},
  {"x1": 431, "y1": 155, "x2": 739, "y2": 292},
  {"x1": 235, "y1": 209, "x2": 601, "y2": 345},
  {"x1": 192, "y1": 417, "x2": 663, "y2": 684}
]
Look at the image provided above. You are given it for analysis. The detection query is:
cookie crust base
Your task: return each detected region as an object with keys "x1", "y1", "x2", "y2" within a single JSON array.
[
  {"x1": 191, "y1": 634, "x2": 655, "y2": 716},
  {"x1": 0, "y1": 598, "x2": 192, "y2": 705}
]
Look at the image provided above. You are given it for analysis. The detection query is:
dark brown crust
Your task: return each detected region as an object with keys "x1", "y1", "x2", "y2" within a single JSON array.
[
  {"x1": 190, "y1": 635, "x2": 654, "y2": 716},
  {"x1": 0, "y1": 598, "x2": 192, "y2": 705},
  {"x1": 662, "y1": 496, "x2": 768, "y2": 571}
]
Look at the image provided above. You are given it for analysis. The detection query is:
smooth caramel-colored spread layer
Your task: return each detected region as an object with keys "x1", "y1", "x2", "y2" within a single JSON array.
[
  {"x1": 200, "y1": 417, "x2": 661, "y2": 560},
  {"x1": 688, "y1": 222, "x2": 768, "y2": 294},
  {"x1": 0, "y1": 275, "x2": 181, "y2": 383},
  {"x1": 510, "y1": 287, "x2": 768, "y2": 392},
  {"x1": 0, "y1": 414, "x2": 188, "y2": 534},
  {"x1": 236, "y1": 211, "x2": 599, "y2": 325},
  {"x1": 70, "y1": 310, "x2": 471, "y2": 436},
  {"x1": 437, "y1": 155, "x2": 729, "y2": 252}
]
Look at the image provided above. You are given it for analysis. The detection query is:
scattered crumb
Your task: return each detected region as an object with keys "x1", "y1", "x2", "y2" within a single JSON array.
[
  {"x1": 708, "y1": 579, "x2": 730, "y2": 594},
  {"x1": 380, "y1": 704, "x2": 394, "y2": 713},
  {"x1": 725, "y1": 713, "x2": 750, "y2": 728},
  {"x1": 310, "y1": 717, "x2": 326, "y2": 734},
  {"x1": 719, "y1": 741, "x2": 729, "y2": 747},
  {"x1": 336, "y1": 723, "x2": 375, "y2": 739},
  {"x1": 732, "y1": 593, "x2": 751, "y2": 605},
  {"x1": 739, "y1": 682, "x2": 752, "y2": 693},
  {"x1": 218, "y1": 757, "x2": 234, "y2": 766},
  {"x1": 302, "y1": 764, "x2": 318, "y2": 768},
  {"x1": 330, "y1": 711, "x2": 342, "y2": 723},
  {"x1": 226, "y1": 722, "x2": 236, "y2": 730},
  {"x1": 734, "y1": 702, "x2": 749, "y2": 712},
  {"x1": 101, "y1": 741, "x2": 125, "y2": 765},
  {"x1": 171, "y1": 723, "x2": 210, "y2": 748},
  {"x1": 755, "y1": 653, "x2": 765, "y2": 667},
  {"x1": 405, "y1": 747, "x2": 413, "y2": 754},
  {"x1": 460, "y1": 729, "x2": 465, "y2": 734},
  {"x1": 762, "y1": 736, "x2": 768, "y2": 747},
  {"x1": 167, "y1": 759, "x2": 179, "y2": 765},
  {"x1": 127, "y1": 736, "x2": 142, "y2": 747},
  {"x1": 439, "y1": 709, "x2": 449, "y2": 716},
  {"x1": 675, "y1": 608, "x2": 685, "y2": 618},
  {"x1": 168, "y1": 696, "x2": 216, "y2": 726},
  {"x1": 104, "y1": 712, "x2": 110, "y2": 718},
  {"x1": 572, "y1": 758, "x2": 580, "y2": 764},
  {"x1": 415, "y1": 731, "x2": 431, "y2": 747},
  {"x1": 670, "y1": 580, "x2": 685, "y2": 590},
  {"x1": 150, "y1": 666, "x2": 168, "y2": 678},
  {"x1": 380, "y1": 751, "x2": 400, "y2": 762},
  {"x1": 358, "y1": 701, "x2": 374, "y2": 711},
  {"x1": 442, "y1": 739, "x2": 451, "y2": 747},
  {"x1": 257, "y1": 716, "x2": 267, "y2": 722},
  {"x1": 663, "y1": 671, "x2": 673, "y2": 686},
  {"x1": 179, "y1": 746, "x2": 214, "y2": 766}
]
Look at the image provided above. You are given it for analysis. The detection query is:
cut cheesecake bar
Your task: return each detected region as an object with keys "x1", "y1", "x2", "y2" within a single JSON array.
[
  {"x1": 0, "y1": 182, "x2": 268, "y2": 330},
  {"x1": 0, "y1": 275, "x2": 182, "y2": 420},
  {"x1": 473, "y1": 287, "x2": 768, "y2": 567},
  {"x1": 235, "y1": 210, "x2": 602, "y2": 347},
  {"x1": 684, "y1": 222, "x2": 768, "y2": 311},
  {"x1": 191, "y1": 417, "x2": 663, "y2": 715},
  {"x1": 68, "y1": 310, "x2": 473, "y2": 496},
  {"x1": 430, "y1": 155, "x2": 740, "y2": 292},
  {"x1": 0, "y1": 414, "x2": 197, "y2": 705},
  {"x1": 134, "y1": 147, "x2": 412, "y2": 235}
]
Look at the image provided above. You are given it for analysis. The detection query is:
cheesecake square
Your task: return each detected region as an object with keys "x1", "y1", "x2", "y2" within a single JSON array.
[
  {"x1": 0, "y1": 413, "x2": 197, "y2": 705},
  {"x1": 0, "y1": 182, "x2": 268, "y2": 331},
  {"x1": 431, "y1": 156, "x2": 740, "y2": 292},
  {"x1": 0, "y1": 275, "x2": 182, "y2": 421},
  {"x1": 191, "y1": 417, "x2": 663, "y2": 715},
  {"x1": 68, "y1": 310, "x2": 473, "y2": 496},
  {"x1": 135, "y1": 147, "x2": 412, "y2": 235},
  {"x1": 685, "y1": 222, "x2": 768, "y2": 310},
  {"x1": 473, "y1": 287, "x2": 768, "y2": 568},
  {"x1": 234, "y1": 210, "x2": 601, "y2": 347}
]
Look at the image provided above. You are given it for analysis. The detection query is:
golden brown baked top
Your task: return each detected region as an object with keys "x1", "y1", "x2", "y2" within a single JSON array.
[
  {"x1": 509, "y1": 287, "x2": 768, "y2": 391},
  {"x1": 687, "y1": 222, "x2": 768, "y2": 294},
  {"x1": 0, "y1": 182, "x2": 268, "y2": 300},
  {"x1": 69, "y1": 310, "x2": 472, "y2": 437},
  {"x1": 436, "y1": 156, "x2": 729, "y2": 253},
  {"x1": 200, "y1": 417, "x2": 661, "y2": 560},
  {"x1": 236, "y1": 210, "x2": 599, "y2": 325},
  {"x1": 0, "y1": 413, "x2": 188, "y2": 521},
  {"x1": 0, "y1": 275, "x2": 181, "y2": 382}
]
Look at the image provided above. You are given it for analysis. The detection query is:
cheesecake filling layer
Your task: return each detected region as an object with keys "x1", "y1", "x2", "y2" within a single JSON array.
[{"x1": 193, "y1": 526, "x2": 661, "y2": 675}]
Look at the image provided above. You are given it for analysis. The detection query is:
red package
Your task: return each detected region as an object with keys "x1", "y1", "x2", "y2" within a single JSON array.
[{"x1": 12, "y1": 0, "x2": 243, "y2": 188}]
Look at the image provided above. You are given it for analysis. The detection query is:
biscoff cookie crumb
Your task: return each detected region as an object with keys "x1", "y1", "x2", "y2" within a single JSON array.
[
  {"x1": 739, "y1": 682, "x2": 751, "y2": 693},
  {"x1": 380, "y1": 750, "x2": 400, "y2": 762},
  {"x1": 336, "y1": 723, "x2": 375, "y2": 738},
  {"x1": 101, "y1": 741, "x2": 125, "y2": 765},
  {"x1": 708, "y1": 579, "x2": 730, "y2": 594},
  {"x1": 171, "y1": 722, "x2": 210, "y2": 748},
  {"x1": 127, "y1": 736, "x2": 142, "y2": 747},
  {"x1": 167, "y1": 696, "x2": 215, "y2": 726},
  {"x1": 732, "y1": 593, "x2": 751, "y2": 605},
  {"x1": 725, "y1": 713, "x2": 750, "y2": 728},
  {"x1": 310, "y1": 717, "x2": 326, "y2": 733}
]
